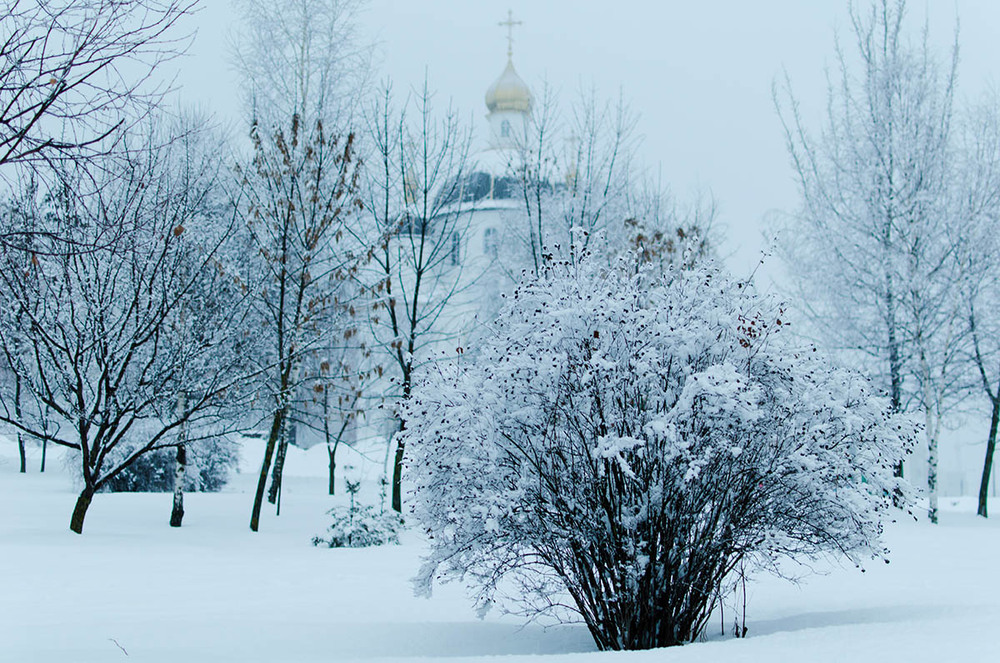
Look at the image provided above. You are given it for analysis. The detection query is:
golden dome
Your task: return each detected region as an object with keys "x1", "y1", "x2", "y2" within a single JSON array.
[{"x1": 485, "y1": 59, "x2": 532, "y2": 114}]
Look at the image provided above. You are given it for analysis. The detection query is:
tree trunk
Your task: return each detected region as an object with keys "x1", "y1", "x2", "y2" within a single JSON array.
[
  {"x1": 391, "y1": 437, "x2": 404, "y2": 513},
  {"x1": 170, "y1": 391, "x2": 188, "y2": 527},
  {"x1": 268, "y1": 361, "x2": 300, "y2": 507},
  {"x1": 70, "y1": 485, "x2": 95, "y2": 534},
  {"x1": 925, "y1": 406, "x2": 940, "y2": 524},
  {"x1": 322, "y1": 387, "x2": 341, "y2": 496},
  {"x1": 15, "y1": 375, "x2": 25, "y2": 473},
  {"x1": 39, "y1": 436, "x2": 47, "y2": 472},
  {"x1": 17, "y1": 433, "x2": 26, "y2": 473},
  {"x1": 328, "y1": 445, "x2": 337, "y2": 496},
  {"x1": 977, "y1": 395, "x2": 1000, "y2": 518},
  {"x1": 887, "y1": 265, "x2": 904, "y2": 480},
  {"x1": 268, "y1": 417, "x2": 291, "y2": 506},
  {"x1": 170, "y1": 442, "x2": 187, "y2": 527},
  {"x1": 250, "y1": 407, "x2": 285, "y2": 532}
]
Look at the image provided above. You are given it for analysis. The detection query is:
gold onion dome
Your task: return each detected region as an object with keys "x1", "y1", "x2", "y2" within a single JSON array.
[{"x1": 485, "y1": 59, "x2": 532, "y2": 113}]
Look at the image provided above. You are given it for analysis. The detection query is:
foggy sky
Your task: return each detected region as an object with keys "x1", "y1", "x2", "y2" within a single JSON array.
[{"x1": 172, "y1": 1, "x2": 1000, "y2": 282}]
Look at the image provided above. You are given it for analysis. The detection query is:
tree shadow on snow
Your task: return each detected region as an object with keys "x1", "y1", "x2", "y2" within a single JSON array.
[
  {"x1": 320, "y1": 621, "x2": 597, "y2": 658},
  {"x1": 747, "y1": 604, "x2": 975, "y2": 638}
]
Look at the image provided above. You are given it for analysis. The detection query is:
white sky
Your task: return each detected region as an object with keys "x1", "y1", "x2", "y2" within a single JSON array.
[{"x1": 171, "y1": 1, "x2": 1000, "y2": 282}]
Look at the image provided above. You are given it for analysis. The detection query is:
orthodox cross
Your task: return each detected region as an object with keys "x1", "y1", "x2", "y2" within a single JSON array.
[{"x1": 498, "y1": 9, "x2": 522, "y2": 61}]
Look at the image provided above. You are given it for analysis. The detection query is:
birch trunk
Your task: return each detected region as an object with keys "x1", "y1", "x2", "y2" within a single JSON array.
[
  {"x1": 169, "y1": 442, "x2": 187, "y2": 527},
  {"x1": 916, "y1": 315, "x2": 955, "y2": 526},
  {"x1": 886, "y1": 273, "x2": 904, "y2": 479},
  {"x1": 170, "y1": 391, "x2": 187, "y2": 528},
  {"x1": 15, "y1": 374, "x2": 25, "y2": 473},
  {"x1": 269, "y1": 414, "x2": 291, "y2": 515},
  {"x1": 918, "y1": 346, "x2": 942, "y2": 525},
  {"x1": 269, "y1": 359, "x2": 301, "y2": 508},
  {"x1": 268, "y1": 411, "x2": 291, "y2": 506},
  {"x1": 925, "y1": 405, "x2": 940, "y2": 524}
]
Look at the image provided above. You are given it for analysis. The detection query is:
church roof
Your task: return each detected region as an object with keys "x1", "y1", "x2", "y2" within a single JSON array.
[{"x1": 485, "y1": 59, "x2": 532, "y2": 114}]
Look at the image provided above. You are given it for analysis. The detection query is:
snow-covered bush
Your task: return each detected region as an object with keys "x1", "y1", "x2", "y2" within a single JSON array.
[
  {"x1": 101, "y1": 436, "x2": 238, "y2": 493},
  {"x1": 313, "y1": 481, "x2": 402, "y2": 548},
  {"x1": 402, "y1": 256, "x2": 917, "y2": 651},
  {"x1": 312, "y1": 505, "x2": 402, "y2": 548}
]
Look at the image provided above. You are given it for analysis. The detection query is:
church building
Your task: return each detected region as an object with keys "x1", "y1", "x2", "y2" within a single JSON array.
[{"x1": 431, "y1": 11, "x2": 538, "y2": 345}]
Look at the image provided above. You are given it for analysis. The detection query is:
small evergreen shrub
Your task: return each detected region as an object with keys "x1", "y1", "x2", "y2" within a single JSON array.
[{"x1": 313, "y1": 480, "x2": 402, "y2": 548}]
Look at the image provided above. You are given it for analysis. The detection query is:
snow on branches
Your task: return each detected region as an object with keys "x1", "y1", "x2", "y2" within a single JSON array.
[{"x1": 402, "y1": 256, "x2": 917, "y2": 650}]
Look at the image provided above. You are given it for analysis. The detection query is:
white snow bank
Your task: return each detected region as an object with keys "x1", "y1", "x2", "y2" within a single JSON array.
[{"x1": 1, "y1": 436, "x2": 998, "y2": 662}]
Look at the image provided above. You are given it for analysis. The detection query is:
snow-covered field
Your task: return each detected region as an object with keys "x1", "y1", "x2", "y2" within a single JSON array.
[{"x1": 2, "y1": 438, "x2": 998, "y2": 662}]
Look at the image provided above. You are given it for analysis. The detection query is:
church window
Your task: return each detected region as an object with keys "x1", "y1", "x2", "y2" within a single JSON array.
[
  {"x1": 450, "y1": 231, "x2": 461, "y2": 266},
  {"x1": 483, "y1": 227, "x2": 498, "y2": 258},
  {"x1": 501, "y1": 119, "x2": 511, "y2": 138}
]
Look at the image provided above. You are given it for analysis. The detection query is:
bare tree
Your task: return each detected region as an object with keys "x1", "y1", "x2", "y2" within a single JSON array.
[
  {"x1": 776, "y1": 0, "x2": 963, "y2": 521},
  {"x1": 309, "y1": 350, "x2": 368, "y2": 496},
  {"x1": 506, "y1": 85, "x2": 711, "y2": 280},
  {"x1": 0, "y1": 123, "x2": 257, "y2": 533},
  {"x1": 508, "y1": 86, "x2": 639, "y2": 274},
  {"x1": 620, "y1": 184, "x2": 717, "y2": 272},
  {"x1": 0, "y1": 177, "x2": 39, "y2": 473},
  {"x1": 232, "y1": 0, "x2": 376, "y2": 531},
  {"x1": 231, "y1": 0, "x2": 372, "y2": 129},
  {"x1": 954, "y1": 93, "x2": 1000, "y2": 517},
  {"x1": 159, "y1": 114, "x2": 251, "y2": 528},
  {"x1": 281, "y1": 273, "x2": 376, "y2": 498},
  {"x1": 236, "y1": 113, "x2": 364, "y2": 532},
  {"x1": 968, "y1": 284, "x2": 1000, "y2": 517},
  {"x1": 362, "y1": 79, "x2": 475, "y2": 512},
  {"x1": 0, "y1": 0, "x2": 195, "y2": 175}
]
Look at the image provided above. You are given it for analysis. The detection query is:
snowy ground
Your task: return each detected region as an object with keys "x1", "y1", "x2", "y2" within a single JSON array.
[{"x1": 1, "y1": 438, "x2": 999, "y2": 662}]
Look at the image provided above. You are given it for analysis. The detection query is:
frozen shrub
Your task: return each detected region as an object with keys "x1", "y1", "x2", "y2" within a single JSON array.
[
  {"x1": 313, "y1": 480, "x2": 402, "y2": 548},
  {"x1": 312, "y1": 505, "x2": 402, "y2": 548},
  {"x1": 402, "y1": 256, "x2": 917, "y2": 650},
  {"x1": 102, "y1": 436, "x2": 238, "y2": 493}
]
